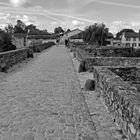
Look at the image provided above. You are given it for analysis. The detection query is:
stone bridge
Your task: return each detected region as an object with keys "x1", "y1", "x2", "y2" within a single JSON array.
[{"x1": 0, "y1": 45, "x2": 123, "y2": 140}]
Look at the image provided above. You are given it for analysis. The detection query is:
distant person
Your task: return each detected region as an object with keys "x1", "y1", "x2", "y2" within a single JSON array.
[
  {"x1": 56, "y1": 38, "x2": 59, "y2": 47},
  {"x1": 65, "y1": 39, "x2": 68, "y2": 47}
]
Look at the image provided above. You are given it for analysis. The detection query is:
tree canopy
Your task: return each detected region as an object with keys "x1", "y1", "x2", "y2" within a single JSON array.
[
  {"x1": 82, "y1": 23, "x2": 109, "y2": 46},
  {"x1": 54, "y1": 27, "x2": 64, "y2": 34},
  {"x1": 14, "y1": 20, "x2": 26, "y2": 33},
  {"x1": 67, "y1": 29, "x2": 71, "y2": 33},
  {"x1": 0, "y1": 28, "x2": 16, "y2": 52}
]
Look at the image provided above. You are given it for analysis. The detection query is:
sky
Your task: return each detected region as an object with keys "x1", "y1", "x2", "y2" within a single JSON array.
[{"x1": 0, "y1": 0, "x2": 140, "y2": 34}]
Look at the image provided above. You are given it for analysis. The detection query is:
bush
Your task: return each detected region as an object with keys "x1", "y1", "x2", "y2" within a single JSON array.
[
  {"x1": 27, "y1": 48, "x2": 33, "y2": 58},
  {"x1": 0, "y1": 30, "x2": 17, "y2": 52},
  {"x1": 1, "y1": 63, "x2": 8, "y2": 73},
  {"x1": 134, "y1": 48, "x2": 140, "y2": 57}
]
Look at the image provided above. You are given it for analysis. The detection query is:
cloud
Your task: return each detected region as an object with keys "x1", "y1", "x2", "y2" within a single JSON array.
[
  {"x1": 110, "y1": 21, "x2": 140, "y2": 34},
  {"x1": 20, "y1": 15, "x2": 37, "y2": 25},
  {"x1": 49, "y1": 12, "x2": 95, "y2": 23},
  {"x1": 0, "y1": 13, "x2": 37, "y2": 27},
  {"x1": 0, "y1": 3, "x2": 96, "y2": 24},
  {"x1": 93, "y1": 0, "x2": 140, "y2": 9},
  {"x1": 0, "y1": 2, "x2": 9, "y2": 6},
  {"x1": 9, "y1": 0, "x2": 32, "y2": 8},
  {"x1": 72, "y1": 20, "x2": 85, "y2": 27}
]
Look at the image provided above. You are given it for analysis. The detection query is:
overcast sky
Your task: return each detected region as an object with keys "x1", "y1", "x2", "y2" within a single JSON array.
[{"x1": 0, "y1": 0, "x2": 140, "y2": 34}]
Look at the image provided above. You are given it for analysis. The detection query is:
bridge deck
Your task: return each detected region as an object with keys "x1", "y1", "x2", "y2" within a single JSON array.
[{"x1": 0, "y1": 45, "x2": 99, "y2": 140}]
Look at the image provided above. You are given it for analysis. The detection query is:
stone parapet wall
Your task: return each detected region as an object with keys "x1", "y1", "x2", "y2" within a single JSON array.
[
  {"x1": 0, "y1": 48, "x2": 28, "y2": 71},
  {"x1": 75, "y1": 48, "x2": 140, "y2": 71},
  {"x1": 90, "y1": 47, "x2": 134, "y2": 57},
  {"x1": 0, "y1": 42, "x2": 55, "y2": 72},
  {"x1": 93, "y1": 66, "x2": 140, "y2": 140},
  {"x1": 29, "y1": 42, "x2": 55, "y2": 53},
  {"x1": 85, "y1": 57, "x2": 140, "y2": 71}
]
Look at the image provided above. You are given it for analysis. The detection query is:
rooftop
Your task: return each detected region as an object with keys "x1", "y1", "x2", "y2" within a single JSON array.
[{"x1": 124, "y1": 32, "x2": 140, "y2": 38}]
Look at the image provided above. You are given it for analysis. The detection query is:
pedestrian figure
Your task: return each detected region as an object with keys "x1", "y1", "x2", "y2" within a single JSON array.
[
  {"x1": 56, "y1": 38, "x2": 59, "y2": 47},
  {"x1": 65, "y1": 39, "x2": 68, "y2": 47}
]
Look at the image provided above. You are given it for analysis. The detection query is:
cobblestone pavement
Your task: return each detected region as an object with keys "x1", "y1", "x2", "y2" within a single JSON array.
[
  {"x1": 71, "y1": 52, "x2": 128, "y2": 140},
  {"x1": 0, "y1": 45, "x2": 99, "y2": 140}
]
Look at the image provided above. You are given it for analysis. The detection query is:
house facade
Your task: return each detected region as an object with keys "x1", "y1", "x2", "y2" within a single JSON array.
[
  {"x1": 121, "y1": 32, "x2": 140, "y2": 48},
  {"x1": 106, "y1": 38, "x2": 123, "y2": 46}
]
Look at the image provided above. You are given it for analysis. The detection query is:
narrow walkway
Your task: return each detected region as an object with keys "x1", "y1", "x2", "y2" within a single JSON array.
[{"x1": 0, "y1": 45, "x2": 99, "y2": 140}]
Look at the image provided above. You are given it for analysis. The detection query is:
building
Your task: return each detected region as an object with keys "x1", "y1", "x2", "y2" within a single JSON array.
[
  {"x1": 121, "y1": 31, "x2": 140, "y2": 48},
  {"x1": 12, "y1": 33, "x2": 27, "y2": 49},
  {"x1": 106, "y1": 38, "x2": 126, "y2": 46},
  {"x1": 62, "y1": 29, "x2": 83, "y2": 43}
]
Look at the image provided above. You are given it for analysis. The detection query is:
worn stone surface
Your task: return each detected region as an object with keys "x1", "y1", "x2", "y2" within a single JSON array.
[
  {"x1": 93, "y1": 66, "x2": 140, "y2": 140},
  {"x1": 0, "y1": 45, "x2": 99, "y2": 140},
  {"x1": 71, "y1": 52, "x2": 126, "y2": 140},
  {"x1": 0, "y1": 48, "x2": 28, "y2": 72}
]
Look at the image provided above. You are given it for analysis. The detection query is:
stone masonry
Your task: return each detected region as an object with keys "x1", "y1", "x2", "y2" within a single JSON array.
[
  {"x1": 0, "y1": 48, "x2": 28, "y2": 72},
  {"x1": 74, "y1": 48, "x2": 140, "y2": 71},
  {"x1": 0, "y1": 42, "x2": 54, "y2": 72},
  {"x1": 0, "y1": 45, "x2": 99, "y2": 140},
  {"x1": 93, "y1": 66, "x2": 140, "y2": 140}
]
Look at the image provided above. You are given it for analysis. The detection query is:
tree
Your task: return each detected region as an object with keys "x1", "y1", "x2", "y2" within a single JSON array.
[
  {"x1": 14, "y1": 20, "x2": 26, "y2": 33},
  {"x1": 5, "y1": 24, "x2": 14, "y2": 35},
  {"x1": 25, "y1": 24, "x2": 50, "y2": 35},
  {"x1": 67, "y1": 29, "x2": 71, "y2": 32},
  {"x1": 17, "y1": 20, "x2": 26, "y2": 30},
  {"x1": 116, "y1": 29, "x2": 135, "y2": 38},
  {"x1": 25, "y1": 24, "x2": 36, "y2": 33},
  {"x1": 0, "y1": 30, "x2": 16, "y2": 52},
  {"x1": 54, "y1": 27, "x2": 64, "y2": 34},
  {"x1": 107, "y1": 32, "x2": 114, "y2": 39},
  {"x1": 82, "y1": 23, "x2": 109, "y2": 46}
]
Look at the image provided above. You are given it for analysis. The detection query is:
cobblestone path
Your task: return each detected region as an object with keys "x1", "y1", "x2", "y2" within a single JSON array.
[{"x1": 0, "y1": 45, "x2": 99, "y2": 140}]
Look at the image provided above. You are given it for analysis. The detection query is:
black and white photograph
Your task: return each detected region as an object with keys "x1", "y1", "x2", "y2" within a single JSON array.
[{"x1": 0, "y1": 0, "x2": 140, "y2": 139}]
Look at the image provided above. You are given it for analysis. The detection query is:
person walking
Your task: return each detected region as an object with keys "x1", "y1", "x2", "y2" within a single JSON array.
[
  {"x1": 65, "y1": 39, "x2": 68, "y2": 47},
  {"x1": 56, "y1": 38, "x2": 59, "y2": 47}
]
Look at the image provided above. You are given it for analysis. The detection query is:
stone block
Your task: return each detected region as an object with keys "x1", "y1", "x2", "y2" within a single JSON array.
[
  {"x1": 93, "y1": 66, "x2": 140, "y2": 140},
  {"x1": 84, "y1": 79, "x2": 95, "y2": 91},
  {"x1": 78, "y1": 61, "x2": 86, "y2": 73}
]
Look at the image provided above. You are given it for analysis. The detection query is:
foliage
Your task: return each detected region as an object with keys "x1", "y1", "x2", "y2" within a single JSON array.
[
  {"x1": 14, "y1": 20, "x2": 49, "y2": 35},
  {"x1": 32, "y1": 41, "x2": 55, "y2": 52},
  {"x1": 0, "y1": 20, "x2": 56, "y2": 52},
  {"x1": 54, "y1": 27, "x2": 64, "y2": 34},
  {"x1": 5, "y1": 24, "x2": 14, "y2": 34},
  {"x1": 116, "y1": 29, "x2": 135, "y2": 38},
  {"x1": 67, "y1": 29, "x2": 71, "y2": 32},
  {"x1": 26, "y1": 24, "x2": 50, "y2": 35},
  {"x1": 82, "y1": 23, "x2": 109, "y2": 46},
  {"x1": 27, "y1": 34, "x2": 59, "y2": 40},
  {"x1": 14, "y1": 20, "x2": 26, "y2": 33},
  {"x1": 108, "y1": 32, "x2": 114, "y2": 39},
  {"x1": 0, "y1": 29, "x2": 16, "y2": 52}
]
